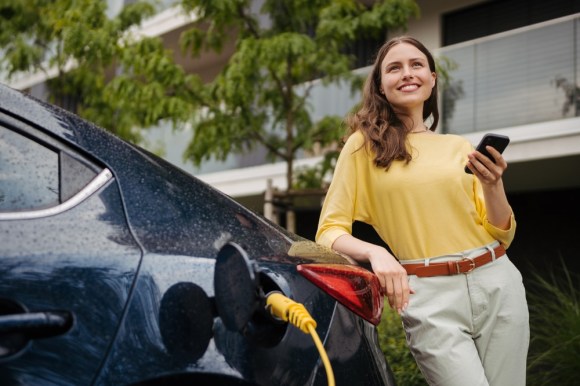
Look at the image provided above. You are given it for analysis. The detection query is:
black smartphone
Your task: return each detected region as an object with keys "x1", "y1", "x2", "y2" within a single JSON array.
[{"x1": 464, "y1": 133, "x2": 510, "y2": 174}]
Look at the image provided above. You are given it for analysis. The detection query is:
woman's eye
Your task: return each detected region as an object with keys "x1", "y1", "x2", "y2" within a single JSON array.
[{"x1": 412, "y1": 62, "x2": 423, "y2": 68}]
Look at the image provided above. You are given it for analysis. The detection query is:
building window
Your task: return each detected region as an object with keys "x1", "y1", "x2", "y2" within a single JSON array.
[
  {"x1": 443, "y1": 0, "x2": 580, "y2": 46},
  {"x1": 345, "y1": 35, "x2": 386, "y2": 69}
]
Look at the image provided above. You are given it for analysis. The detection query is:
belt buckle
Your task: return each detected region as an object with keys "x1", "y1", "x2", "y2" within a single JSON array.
[{"x1": 456, "y1": 257, "x2": 476, "y2": 274}]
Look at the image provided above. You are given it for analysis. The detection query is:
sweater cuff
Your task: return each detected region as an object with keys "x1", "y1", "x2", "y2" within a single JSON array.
[
  {"x1": 316, "y1": 228, "x2": 350, "y2": 249},
  {"x1": 484, "y1": 211, "x2": 516, "y2": 248}
]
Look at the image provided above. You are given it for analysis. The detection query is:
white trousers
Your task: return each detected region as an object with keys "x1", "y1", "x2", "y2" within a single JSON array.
[{"x1": 400, "y1": 243, "x2": 529, "y2": 386}]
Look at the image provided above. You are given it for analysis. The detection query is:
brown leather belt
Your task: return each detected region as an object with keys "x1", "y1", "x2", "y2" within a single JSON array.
[{"x1": 403, "y1": 245, "x2": 506, "y2": 277}]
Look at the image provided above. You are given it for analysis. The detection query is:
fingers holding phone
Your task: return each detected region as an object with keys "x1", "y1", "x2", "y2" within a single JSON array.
[
  {"x1": 467, "y1": 147, "x2": 506, "y2": 182},
  {"x1": 465, "y1": 133, "x2": 510, "y2": 184}
]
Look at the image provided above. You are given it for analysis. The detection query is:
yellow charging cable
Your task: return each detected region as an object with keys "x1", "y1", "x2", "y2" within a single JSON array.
[{"x1": 266, "y1": 292, "x2": 335, "y2": 386}]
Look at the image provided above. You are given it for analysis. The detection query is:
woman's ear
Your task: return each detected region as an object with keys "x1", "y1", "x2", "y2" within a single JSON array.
[{"x1": 431, "y1": 72, "x2": 437, "y2": 88}]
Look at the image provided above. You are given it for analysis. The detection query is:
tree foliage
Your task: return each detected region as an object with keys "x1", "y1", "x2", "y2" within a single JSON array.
[
  {"x1": 0, "y1": 0, "x2": 200, "y2": 142},
  {"x1": 179, "y1": 0, "x2": 419, "y2": 188},
  {"x1": 0, "y1": 0, "x2": 420, "y2": 188}
]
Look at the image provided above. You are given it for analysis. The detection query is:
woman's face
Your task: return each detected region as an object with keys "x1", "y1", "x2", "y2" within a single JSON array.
[{"x1": 379, "y1": 43, "x2": 436, "y2": 114}]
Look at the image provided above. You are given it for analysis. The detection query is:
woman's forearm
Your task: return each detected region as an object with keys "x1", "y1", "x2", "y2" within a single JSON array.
[
  {"x1": 332, "y1": 233, "x2": 389, "y2": 263},
  {"x1": 482, "y1": 180, "x2": 512, "y2": 230}
]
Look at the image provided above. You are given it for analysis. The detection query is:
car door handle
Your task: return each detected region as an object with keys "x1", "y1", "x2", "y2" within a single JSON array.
[{"x1": 0, "y1": 311, "x2": 73, "y2": 338}]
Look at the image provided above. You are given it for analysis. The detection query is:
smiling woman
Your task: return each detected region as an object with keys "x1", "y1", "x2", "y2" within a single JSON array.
[{"x1": 316, "y1": 36, "x2": 529, "y2": 386}]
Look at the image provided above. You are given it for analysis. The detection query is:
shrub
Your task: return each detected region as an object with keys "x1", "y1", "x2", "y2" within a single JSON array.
[
  {"x1": 377, "y1": 307, "x2": 428, "y2": 386},
  {"x1": 526, "y1": 259, "x2": 580, "y2": 386}
]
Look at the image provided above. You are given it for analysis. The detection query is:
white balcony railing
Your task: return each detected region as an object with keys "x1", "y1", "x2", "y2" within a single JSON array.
[{"x1": 438, "y1": 14, "x2": 579, "y2": 134}]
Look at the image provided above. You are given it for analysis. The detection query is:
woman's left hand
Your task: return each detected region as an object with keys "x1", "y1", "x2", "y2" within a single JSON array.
[{"x1": 466, "y1": 146, "x2": 507, "y2": 185}]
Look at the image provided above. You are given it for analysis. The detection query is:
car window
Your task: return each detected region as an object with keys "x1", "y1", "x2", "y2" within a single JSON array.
[
  {"x1": 0, "y1": 124, "x2": 98, "y2": 213},
  {"x1": 0, "y1": 125, "x2": 59, "y2": 211},
  {"x1": 60, "y1": 151, "x2": 98, "y2": 202}
]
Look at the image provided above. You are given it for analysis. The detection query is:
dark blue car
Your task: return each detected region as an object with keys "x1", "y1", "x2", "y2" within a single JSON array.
[{"x1": 0, "y1": 83, "x2": 394, "y2": 386}]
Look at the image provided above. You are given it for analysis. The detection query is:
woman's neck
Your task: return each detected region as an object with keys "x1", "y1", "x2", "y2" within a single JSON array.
[
  {"x1": 393, "y1": 106, "x2": 427, "y2": 133},
  {"x1": 401, "y1": 115, "x2": 429, "y2": 133}
]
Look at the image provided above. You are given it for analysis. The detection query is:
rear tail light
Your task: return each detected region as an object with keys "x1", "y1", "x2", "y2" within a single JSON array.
[{"x1": 297, "y1": 264, "x2": 383, "y2": 325}]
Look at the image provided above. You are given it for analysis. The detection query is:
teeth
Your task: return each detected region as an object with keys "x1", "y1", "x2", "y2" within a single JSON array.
[{"x1": 400, "y1": 84, "x2": 418, "y2": 91}]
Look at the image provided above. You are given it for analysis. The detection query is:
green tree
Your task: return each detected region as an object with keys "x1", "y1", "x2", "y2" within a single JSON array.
[
  {"x1": 179, "y1": 0, "x2": 419, "y2": 192},
  {"x1": 0, "y1": 0, "x2": 200, "y2": 142},
  {"x1": 0, "y1": 0, "x2": 420, "y2": 228}
]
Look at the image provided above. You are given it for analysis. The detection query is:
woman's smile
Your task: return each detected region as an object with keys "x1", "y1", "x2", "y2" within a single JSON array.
[{"x1": 398, "y1": 83, "x2": 420, "y2": 92}]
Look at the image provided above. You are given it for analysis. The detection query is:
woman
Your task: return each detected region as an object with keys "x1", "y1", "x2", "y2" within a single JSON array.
[{"x1": 316, "y1": 36, "x2": 529, "y2": 386}]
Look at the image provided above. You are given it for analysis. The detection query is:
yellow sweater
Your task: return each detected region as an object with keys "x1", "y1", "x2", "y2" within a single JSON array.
[{"x1": 316, "y1": 131, "x2": 516, "y2": 261}]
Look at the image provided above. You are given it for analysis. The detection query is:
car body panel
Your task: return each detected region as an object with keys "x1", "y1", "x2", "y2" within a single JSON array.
[
  {"x1": 0, "y1": 181, "x2": 141, "y2": 385},
  {"x1": 96, "y1": 255, "x2": 336, "y2": 385}
]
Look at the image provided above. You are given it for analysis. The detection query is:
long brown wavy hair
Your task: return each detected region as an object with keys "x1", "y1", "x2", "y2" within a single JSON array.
[{"x1": 346, "y1": 36, "x2": 439, "y2": 170}]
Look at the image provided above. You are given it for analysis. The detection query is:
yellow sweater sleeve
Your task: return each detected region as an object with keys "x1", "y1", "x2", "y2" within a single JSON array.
[{"x1": 316, "y1": 132, "x2": 367, "y2": 248}]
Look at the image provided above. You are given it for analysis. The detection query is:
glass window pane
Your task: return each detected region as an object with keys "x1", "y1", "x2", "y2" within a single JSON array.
[
  {"x1": 60, "y1": 152, "x2": 98, "y2": 202},
  {"x1": 0, "y1": 126, "x2": 59, "y2": 212},
  {"x1": 439, "y1": 45, "x2": 475, "y2": 134},
  {"x1": 440, "y1": 17, "x2": 577, "y2": 134},
  {"x1": 475, "y1": 20, "x2": 575, "y2": 131}
]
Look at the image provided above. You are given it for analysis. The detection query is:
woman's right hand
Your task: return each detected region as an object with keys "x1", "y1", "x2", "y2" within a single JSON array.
[
  {"x1": 331, "y1": 234, "x2": 412, "y2": 314},
  {"x1": 368, "y1": 246, "x2": 412, "y2": 314}
]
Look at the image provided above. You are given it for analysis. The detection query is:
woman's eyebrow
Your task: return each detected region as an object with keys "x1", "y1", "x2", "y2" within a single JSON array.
[
  {"x1": 387, "y1": 56, "x2": 427, "y2": 66},
  {"x1": 384, "y1": 57, "x2": 426, "y2": 67}
]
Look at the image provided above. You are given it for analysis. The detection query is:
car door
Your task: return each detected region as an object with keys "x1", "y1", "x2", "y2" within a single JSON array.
[{"x1": 0, "y1": 113, "x2": 142, "y2": 385}]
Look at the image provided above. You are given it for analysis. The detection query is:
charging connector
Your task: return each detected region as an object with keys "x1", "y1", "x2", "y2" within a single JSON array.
[{"x1": 265, "y1": 292, "x2": 335, "y2": 386}]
